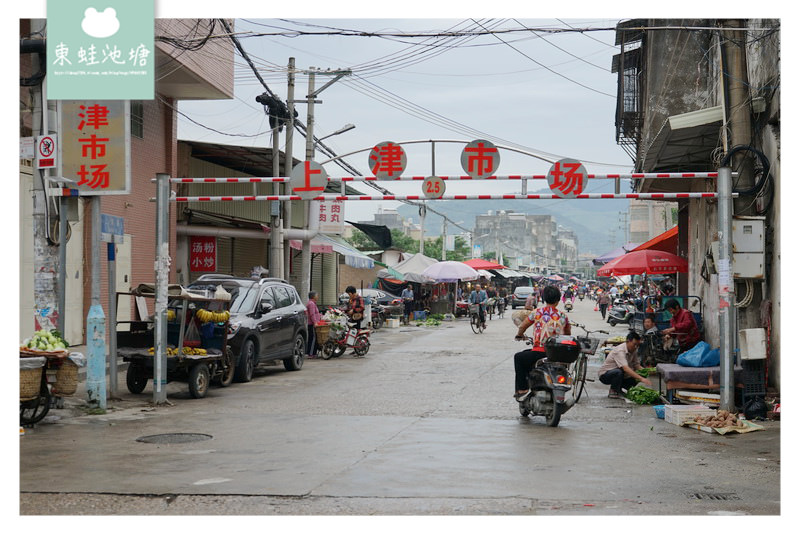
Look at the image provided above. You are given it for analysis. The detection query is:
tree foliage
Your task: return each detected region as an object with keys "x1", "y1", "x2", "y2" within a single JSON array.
[{"x1": 345, "y1": 228, "x2": 470, "y2": 261}]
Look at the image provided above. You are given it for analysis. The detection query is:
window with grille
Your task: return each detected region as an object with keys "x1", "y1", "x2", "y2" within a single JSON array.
[{"x1": 131, "y1": 100, "x2": 144, "y2": 139}]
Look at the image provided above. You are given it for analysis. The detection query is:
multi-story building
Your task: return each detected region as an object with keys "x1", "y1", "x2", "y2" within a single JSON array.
[
  {"x1": 20, "y1": 19, "x2": 234, "y2": 343},
  {"x1": 473, "y1": 210, "x2": 578, "y2": 273},
  {"x1": 628, "y1": 199, "x2": 673, "y2": 243},
  {"x1": 613, "y1": 19, "x2": 780, "y2": 389}
]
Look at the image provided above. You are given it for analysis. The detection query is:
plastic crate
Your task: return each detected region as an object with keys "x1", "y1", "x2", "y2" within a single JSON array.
[
  {"x1": 664, "y1": 404, "x2": 715, "y2": 426},
  {"x1": 413, "y1": 310, "x2": 427, "y2": 320}
]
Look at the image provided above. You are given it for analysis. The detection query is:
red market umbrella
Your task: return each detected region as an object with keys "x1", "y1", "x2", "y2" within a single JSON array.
[
  {"x1": 463, "y1": 258, "x2": 507, "y2": 270},
  {"x1": 596, "y1": 249, "x2": 688, "y2": 276}
]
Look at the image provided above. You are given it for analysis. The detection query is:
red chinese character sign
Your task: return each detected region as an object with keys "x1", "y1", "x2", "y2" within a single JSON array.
[
  {"x1": 460, "y1": 139, "x2": 500, "y2": 179},
  {"x1": 547, "y1": 158, "x2": 588, "y2": 198},
  {"x1": 58, "y1": 100, "x2": 130, "y2": 195},
  {"x1": 189, "y1": 236, "x2": 217, "y2": 272},
  {"x1": 369, "y1": 141, "x2": 407, "y2": 180},
  {"x1": 290, "y1": 160, "x2": 328, "y2": 200},
  {"x1": 422, "y1": 176, "x2": 445, "y2": 199},
  {"x1": 317, "y1": 199, "x2": 345, "y2": 234}
]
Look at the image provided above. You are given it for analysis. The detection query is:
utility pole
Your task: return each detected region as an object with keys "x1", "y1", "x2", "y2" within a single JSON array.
[
  {"x1": 301, "y1": 67, "x2": 317, "y2": 304},
  {"x1": 283, "y1": 58, "x2": 296, "y2": 283},
  {"x1": 270, "y1": 122, "x2": 283, "y2": 280},
  {"x1": 718, "y1": 167, "x2": 735, "y2": 411},
  {"x1": 294, "y1": 65, "x2": 351, "y2": 302},
  {"x1": 29, "y1": 20, "x2": 60, "y2": 335},
  {"x1": 441, "y1": 218, "x2": 447, "y2": 261},
  {"x1": 618, "y1": 211, "x2": 629, "y2": 243}
]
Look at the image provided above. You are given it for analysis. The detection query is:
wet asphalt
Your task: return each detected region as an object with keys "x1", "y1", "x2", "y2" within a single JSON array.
[{"x1": 19, "y1": 298, "x2": 781, "y2": 516}]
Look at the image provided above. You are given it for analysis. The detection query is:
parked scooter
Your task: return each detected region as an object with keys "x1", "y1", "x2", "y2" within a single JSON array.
[
  {"x1": 371, "y1": 304, "x2": 387, "y2": 330},
  {"x1": 516, "y1": 335, "x2": 580, "y2": 427},
  {"x1": 607, "y1": 299, "x2": 636, "y2": 326},
  {"x1": 322, "y1": 308, "x2": 371, "y2": 358}
]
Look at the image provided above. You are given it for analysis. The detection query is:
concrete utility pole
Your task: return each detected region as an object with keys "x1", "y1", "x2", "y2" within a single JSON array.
[
  {"x1": 152, "y1": 173, "x2": 171, "y2": 405},
  {"x1": 301, "y1": 68, "x2": 317, "y2": 304},
  {"x1": 270, "y1": 122, "x2": 283, "y2": 280},
  {"x1": 284, "y1": 58, "x2": 296, "y2": 283},
  {"x1": 717, "y1": 167, "x2": 735, "y2": 411},
  {"x1": 30, "y1": 20, "x2": 61, "y2": 335}
]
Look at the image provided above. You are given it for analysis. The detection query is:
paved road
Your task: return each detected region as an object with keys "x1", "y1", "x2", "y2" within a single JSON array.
[{"x1": 19, "y1": 298, "x2": 780, "y2": 515}]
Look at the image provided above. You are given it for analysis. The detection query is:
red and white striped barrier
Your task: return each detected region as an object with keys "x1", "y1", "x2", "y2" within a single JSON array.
[
  {"x1": 170, "y1": 172, "x2": 722, "y2": 184},
  {"x1": 170, "y1": 192, "x2": 725, "y2": 202}
]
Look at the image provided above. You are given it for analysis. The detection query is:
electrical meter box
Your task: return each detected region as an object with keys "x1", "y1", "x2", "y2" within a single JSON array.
[
  {"x1": 732, "y1": 216, "x2": 765, "y2": 253},
  {"x1": 738, "y1": 328, "x2": 767, "y2": 360}
]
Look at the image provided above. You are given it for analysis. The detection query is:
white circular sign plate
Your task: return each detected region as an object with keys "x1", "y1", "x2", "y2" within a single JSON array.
[
  {"x1": 290, "y1": 161, "x2": 328, "y2": 200},
  {"x1": 368, "y1": 141, "x2": 407, "y2": 180},
  {"x1": 546, "y1": 158, "x2": 588, "y2": 198},
  {"x1": 422, "y1": 176, "x2": 446, "y2": 199},
  {"x1": 460, "y1": 139, "x2": 500, "y2": 179}
]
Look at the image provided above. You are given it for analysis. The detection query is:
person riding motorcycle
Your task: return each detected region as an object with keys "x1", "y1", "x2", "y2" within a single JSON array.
[{"x1": 513, "y1": 285, "x2": 571, "y2": 401}]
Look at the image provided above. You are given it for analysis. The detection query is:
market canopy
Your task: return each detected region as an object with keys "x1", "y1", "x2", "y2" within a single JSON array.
[
  {"x1": 463, "y1": 258, "x2": 507, "y2": 270},
  {"x1": 420, "y1": 261, "x2": 480, "y2": 283},
  {"x1": 290, "y1": 234, "x2": 374, "y2": 269},
  {"x1": 377, "y1": 253, "x2": 439, "y2": 283},
  {"x1": 631, "y1": 225, "x2": 679, "y2": 255},
  {"x1": 592, "y1": 242, "x2": 642, "y2": 265},
  {"x1": 597, "y1": 249, "x2": 688, "y2": 276}
]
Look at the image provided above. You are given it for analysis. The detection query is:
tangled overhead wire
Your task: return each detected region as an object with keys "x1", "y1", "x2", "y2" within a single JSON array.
[
  {"x1": 255, "y1": 92, "x2": 295, "y2": 132},
  {"x1": 720, "y1": 144, "x2": 774, "y2": 215}
]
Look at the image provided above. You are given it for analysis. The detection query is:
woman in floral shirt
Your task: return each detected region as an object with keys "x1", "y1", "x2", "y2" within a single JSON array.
[{"x1": 513, "y1": 285, "x2": 571, "y2": 401}]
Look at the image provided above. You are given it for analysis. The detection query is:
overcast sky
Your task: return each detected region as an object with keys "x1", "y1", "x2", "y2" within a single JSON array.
[
  {"x1": 176, "y1": 15, "x2": 633, "y2": 223},
  {"x1": 10, "y1": 1, "x2": 792, "y2": 235}
]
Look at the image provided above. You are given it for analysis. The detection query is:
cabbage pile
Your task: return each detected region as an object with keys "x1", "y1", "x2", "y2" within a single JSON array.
[{"x1": 22, "y1": 329, "x2": 68, "y2": 352}]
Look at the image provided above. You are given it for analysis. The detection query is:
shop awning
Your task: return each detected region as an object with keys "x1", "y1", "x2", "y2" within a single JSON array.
[
  {"x1": 640, "y1": 106, "x2": 724, "y2": 190},
  {"x1": 631, "y1": 225, "x2": 679, "y2": 255},
  {"x1": 290, "y1": 234, "x2": 375, "y2": 269}
]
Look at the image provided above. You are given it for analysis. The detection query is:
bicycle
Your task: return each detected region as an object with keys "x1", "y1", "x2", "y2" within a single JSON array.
[
  {"x1": 569, "y1": 322, "x2": 608, "y2": 403},
  {"x1": 496, "y1": 297, "x2": 506, "y2": 318},
  {"x1": 469, "y1": 303, "x2": 486, "y2": 334}
]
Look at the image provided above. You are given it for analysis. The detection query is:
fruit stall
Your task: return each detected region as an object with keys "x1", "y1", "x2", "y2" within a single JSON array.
[{"x1": 115, "y1": 284, "x2": 234, "y2": 399}]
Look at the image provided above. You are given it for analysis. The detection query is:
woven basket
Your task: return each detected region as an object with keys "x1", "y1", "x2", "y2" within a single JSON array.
[
  {"x1": 20, "y1": 367, "x2": 43, "y2": 401},
  {"x1": 315, "y1": 324, "x2": 331, "y2": 344},
  {"x1": 53, "y1": 360, "x2": 79, "y2": 396}
]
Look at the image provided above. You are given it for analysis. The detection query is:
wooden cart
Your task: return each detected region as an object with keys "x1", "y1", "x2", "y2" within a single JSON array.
[{"x1": 115, "y1": 286, "x2": 234, "y2": 399}]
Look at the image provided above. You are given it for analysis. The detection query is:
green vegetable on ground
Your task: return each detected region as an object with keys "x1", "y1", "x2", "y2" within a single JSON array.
[
  {"x1": 637, "y1": 367, "x2": 658, "y2": 377},
  {"x1": 626, "y1": 385, "x2": 661, "y2": 404}
]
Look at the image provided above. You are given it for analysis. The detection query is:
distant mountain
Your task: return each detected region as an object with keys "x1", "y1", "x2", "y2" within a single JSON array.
[{"x1": 396, "y1": 186, "x2": 630, "y2": 256}]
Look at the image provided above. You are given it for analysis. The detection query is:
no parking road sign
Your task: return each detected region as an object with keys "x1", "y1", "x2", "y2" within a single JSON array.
[{"x1": 35, "y1": 135, "x2": 57, "y2": 169}]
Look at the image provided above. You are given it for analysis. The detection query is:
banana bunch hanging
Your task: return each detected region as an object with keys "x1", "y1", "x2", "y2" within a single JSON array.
[{"x1": 195, "y1": 309, "x2": 230, "y2": 324}]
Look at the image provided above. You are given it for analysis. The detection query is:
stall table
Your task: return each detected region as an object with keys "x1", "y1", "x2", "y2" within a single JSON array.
[{"x1": 655, "y1": 363, "x2": 744, "y2": 404}]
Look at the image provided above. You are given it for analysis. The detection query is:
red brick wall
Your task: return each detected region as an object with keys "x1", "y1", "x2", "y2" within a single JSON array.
[{"x1": 81, "y1": 97, "x2": 178, "y2": 331}]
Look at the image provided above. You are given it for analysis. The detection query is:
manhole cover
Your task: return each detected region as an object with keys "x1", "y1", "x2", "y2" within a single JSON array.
[{"x1": 137, "y1": 433, "x2": 212, "y2": 444}]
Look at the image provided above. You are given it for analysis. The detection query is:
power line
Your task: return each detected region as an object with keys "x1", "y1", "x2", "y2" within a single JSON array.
[{"x1": 472, "y1": 19, "x2": 615, "y2": 98}]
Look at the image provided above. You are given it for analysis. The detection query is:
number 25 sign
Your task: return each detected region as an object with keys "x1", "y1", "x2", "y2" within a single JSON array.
[
  {"x1": 422, "y1": 176, "x2": 446, "y2": 199},
  {"x1": 547, "y1": 158, "x2": 588, "y2": 198}
]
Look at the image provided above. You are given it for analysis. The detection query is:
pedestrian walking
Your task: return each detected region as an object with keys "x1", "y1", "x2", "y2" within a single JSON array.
[
  {"x1": 306, "y1": 291, "x2": 322, "y2": 357},
  {"x1": 597, "y1": 290, "x2": 610, "y2": 320},
  {"x1": 401, "y1": 284, "x2": 414, "y2": 324}
]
